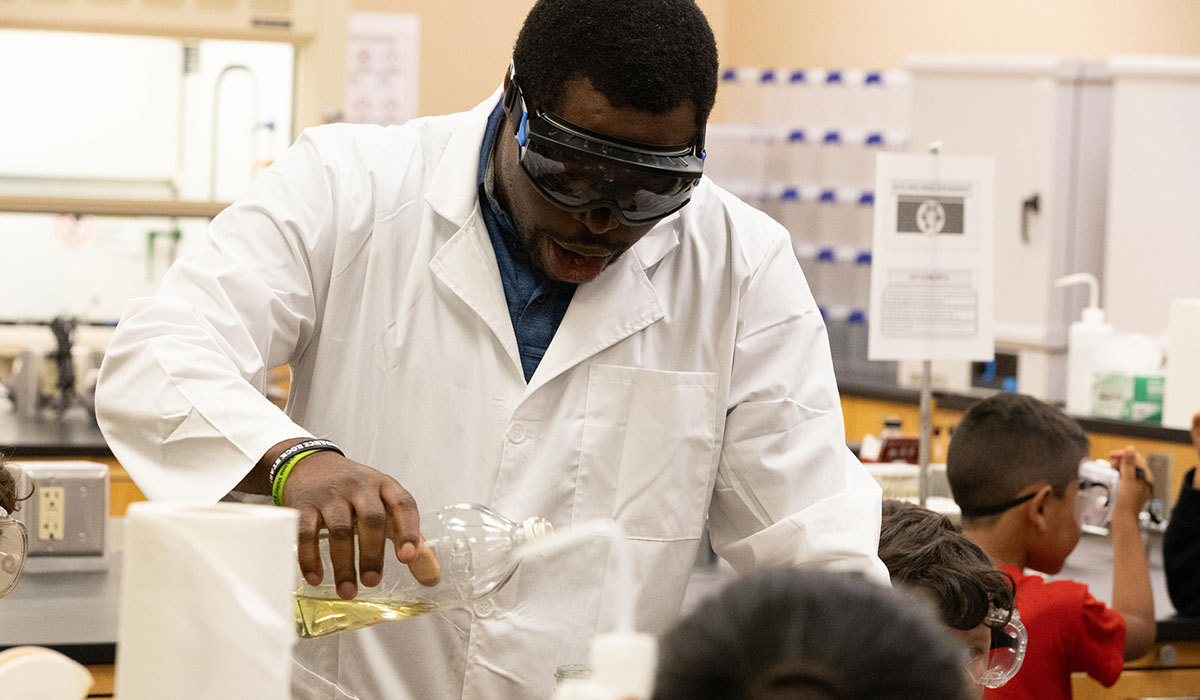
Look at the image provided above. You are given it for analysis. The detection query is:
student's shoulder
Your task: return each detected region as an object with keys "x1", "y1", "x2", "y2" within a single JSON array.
[
  {"x1": 679, "y1": 179, "x2": 792, "y2": 270},
  {"x1": 1010, "y1": 568, "x2": 1107, "y2": 618}
]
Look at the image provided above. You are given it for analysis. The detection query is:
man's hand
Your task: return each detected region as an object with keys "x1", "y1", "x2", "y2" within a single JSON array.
[
  {"x1": 283, "y1": 450, "x2": 423, "y2": 600},
  {"x1": 1109, "y1": 445, "x2": 1153, "y2": 520}
]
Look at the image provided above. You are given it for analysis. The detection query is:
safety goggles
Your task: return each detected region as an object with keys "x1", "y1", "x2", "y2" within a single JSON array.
[
  {"x1": 967, "y1": 607, "x2": 1027, "y2": 689},
  {"x1": 502, "y1": 66, "x2": 705, "y2": 226},
  {"x1": 0, "y1": 507, "x2": 28, "y2": 597}
]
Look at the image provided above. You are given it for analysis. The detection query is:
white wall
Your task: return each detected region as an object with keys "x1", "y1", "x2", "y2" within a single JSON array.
[{"x1": 0, "y1": 30, "x2": 294, "y2": 323}]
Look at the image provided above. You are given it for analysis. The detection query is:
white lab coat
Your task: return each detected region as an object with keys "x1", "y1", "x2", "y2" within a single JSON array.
[{"x1": 96, "y1": 90, "x2": 887, "y2": 700}]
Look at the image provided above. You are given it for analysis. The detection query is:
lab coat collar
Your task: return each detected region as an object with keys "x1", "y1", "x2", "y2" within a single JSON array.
[
  {"x1": 423, "y1": 87, "x2": 505, "y2": 227},
  {"x1": 525, "y1": 241, "x2": 666, "y2": 396}
]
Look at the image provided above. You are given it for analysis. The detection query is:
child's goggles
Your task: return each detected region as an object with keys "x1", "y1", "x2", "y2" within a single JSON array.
[
  {"x1": 502, "y1": 66, "x2": 705, "y2": 227},
  {"x1": 1077, "y1": 458, "x2": 1119, "y2": 530},
  {"x1": 0, "y1": 507, "x2": 28, "y2": 597},
  {"x1": 967, "y1": 607, "x2": 1027, "y2": 689}
]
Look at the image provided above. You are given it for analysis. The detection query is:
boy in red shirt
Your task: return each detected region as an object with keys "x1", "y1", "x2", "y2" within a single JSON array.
[{"x1": 946, "y1": 393, "x2": 1156, "y2": 700}]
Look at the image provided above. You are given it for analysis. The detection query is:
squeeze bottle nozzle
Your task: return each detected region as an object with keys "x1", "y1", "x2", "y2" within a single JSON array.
[{"x1": 1055, "y1": 272, "x2": 1104, "y2": 323}]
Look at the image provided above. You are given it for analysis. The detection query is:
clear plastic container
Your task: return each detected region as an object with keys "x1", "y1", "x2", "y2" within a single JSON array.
[
  {"x1": 809, "y1": 247, "x2": 838, "y2": 308},
  {"x1": 782, "y1": 128, "x2": 819, "y2": 185},
  {"x1": 758, "y1": 68, "x2": 786, "y2": 127},
  {"x1": 815, "y1": 129, "x2": 843, "y2": 187},
  {"x1": 813, "y1": 188, "x2": 840, "y2": 247},
  {"x1": 851, "y1": 250, "x2": 873, "y2": 310},
  {"x1": 822, "y1": 70, "x2": 849, "y2": 128},
  {"x1": 777, "y1": 187, "x2": 817, "y2": 246},
  {"x1": 851, "y1": 191, "x2": 876, "y2": 250},
  {"x1": 844, "y1": 309, "x2": 871, "y2": 380},
  {"x1": 293, "y1": 503, "x2": 552, "y2": 638},
  {"x1": 824, "y1": 306, "x2": 850, "y2": 377},
  {"x1": 882, "y1": 70, "x2": 913, "y2": 132},
  {"x1": 861, "y1": 71, "x2": 888, "y2": 131}
]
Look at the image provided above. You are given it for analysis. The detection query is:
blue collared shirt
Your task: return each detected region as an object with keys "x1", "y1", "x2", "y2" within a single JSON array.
[{"x1": 477, "y1": 101, "x2": 576, "y2": 383}]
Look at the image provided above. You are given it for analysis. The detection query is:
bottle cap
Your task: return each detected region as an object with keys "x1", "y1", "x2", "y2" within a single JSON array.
[{"x1": 590, "y1": 632, "x2": 658, "y2": 700}]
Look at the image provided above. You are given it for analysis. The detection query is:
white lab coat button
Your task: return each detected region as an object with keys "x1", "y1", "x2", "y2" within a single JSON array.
[
  {"x1": 506, "y1": 423, "x2": 527, "y2": 444},
  {"x1": 473, "y1": 600, "x2": 495, "y2": 617}
]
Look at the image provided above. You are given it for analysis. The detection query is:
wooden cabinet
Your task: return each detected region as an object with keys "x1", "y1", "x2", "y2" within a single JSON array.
[{"x1": 1072, "y1": 641, "x2": 1200, "y2": 700}]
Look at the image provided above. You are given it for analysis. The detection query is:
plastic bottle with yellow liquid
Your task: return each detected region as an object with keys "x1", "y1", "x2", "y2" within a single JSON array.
[{"x1": 294, "y1": 503, "x2": 552, "y2": 638}]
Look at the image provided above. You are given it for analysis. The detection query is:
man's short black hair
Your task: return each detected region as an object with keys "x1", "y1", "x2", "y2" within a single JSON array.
[
  {"x1": 880, "y1": 501, "x2": 1016, "y2": 631},
  {"x1": 512, "y1": 0, "x2": 718, "y2": 134},
  {"x1": 946, "y1": 393, "x2": 1089, "y2": 524}
]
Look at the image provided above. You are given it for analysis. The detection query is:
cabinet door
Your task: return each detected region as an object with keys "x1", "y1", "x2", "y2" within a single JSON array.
[{"x1": 1072, "y1": 668, "x2": 1200, "y2": 700}]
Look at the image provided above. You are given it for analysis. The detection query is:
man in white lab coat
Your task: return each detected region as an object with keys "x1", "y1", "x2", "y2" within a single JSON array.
[{"x1": 97, "y1": 0, "x2": 887, "y2": 698}]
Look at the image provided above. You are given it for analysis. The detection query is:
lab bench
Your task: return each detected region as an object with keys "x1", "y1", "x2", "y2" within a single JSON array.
[{"x1": 2, "y1": 391, "x2": 1200, "y2": 697}]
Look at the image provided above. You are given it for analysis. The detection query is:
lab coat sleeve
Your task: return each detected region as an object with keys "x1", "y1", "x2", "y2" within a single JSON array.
[
  {"x1": 95, "y1": 130, "x2": 346, "y2": 503},
  {"x1": 707, "y1": 223, "x2": 889, "y2": 584}
]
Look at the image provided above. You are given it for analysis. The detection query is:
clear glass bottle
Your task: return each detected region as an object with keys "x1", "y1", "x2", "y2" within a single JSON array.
[{"x1": 294, "y1": 503, "x2": 552, "y2": 638}]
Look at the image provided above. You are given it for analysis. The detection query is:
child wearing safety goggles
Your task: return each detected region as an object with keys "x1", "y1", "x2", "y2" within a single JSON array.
[
  {"x1": 946, "y1": 393, "x2": 1155, "y2": 700},
  {"x1": 0, "y1": 455, "x2": 28, "y2": 598},
  {"x1": 879, "y1": 501, "x2": 1024, "y2": 699}
]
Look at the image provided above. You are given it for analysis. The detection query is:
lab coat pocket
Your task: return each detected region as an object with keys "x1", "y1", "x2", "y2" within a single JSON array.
[{"x1": 576, "y1": 364, "x2": 720, "y2": 541}]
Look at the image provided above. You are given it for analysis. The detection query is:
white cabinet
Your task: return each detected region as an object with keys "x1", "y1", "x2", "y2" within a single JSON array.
[
  {"x1": 1104, "y1": 56, "x2": 1200, "y2": 337},
  {"x1": 905, "y1": 55, "x2": 1111, "y2": 402}
]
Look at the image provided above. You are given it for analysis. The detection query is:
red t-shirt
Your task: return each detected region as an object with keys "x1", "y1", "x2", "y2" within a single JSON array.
[{"x1": 984, "y1": 565, "x2": 1126, "y2": 700}]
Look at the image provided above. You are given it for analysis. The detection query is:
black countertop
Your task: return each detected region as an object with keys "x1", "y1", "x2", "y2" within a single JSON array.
[
  {"x1": 838, "y1": 381, "x2": 1193, "y2": 445},
  {"x1": 1157, "y1": 615, "x2": 1200, "y2": 643},
  {"x1": 0, "y1": 411, "x2": 112, "y2": 458}
]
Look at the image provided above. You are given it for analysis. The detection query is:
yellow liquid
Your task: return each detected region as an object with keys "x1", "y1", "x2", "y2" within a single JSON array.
[{"x1": 294, "y1": 595, "x2": 438, "y2": 639}]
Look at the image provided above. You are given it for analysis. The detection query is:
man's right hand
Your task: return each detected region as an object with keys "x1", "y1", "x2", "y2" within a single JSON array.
[{"x1": 282, "y1": 450, "x2": 423, "y2": 600}]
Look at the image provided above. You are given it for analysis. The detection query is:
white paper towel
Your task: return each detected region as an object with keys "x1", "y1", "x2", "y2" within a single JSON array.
[
  {"x1": 1163, "y1": 298, "x2": 1200, "y2": 429},
  {"x1": 115, "y1": 502, "x2": 298, "y2": 700}
]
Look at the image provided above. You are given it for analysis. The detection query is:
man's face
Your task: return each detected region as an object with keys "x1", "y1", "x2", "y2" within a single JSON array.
[{"x1": 496, "y1": 78, "x2": 698, "y2": 284}]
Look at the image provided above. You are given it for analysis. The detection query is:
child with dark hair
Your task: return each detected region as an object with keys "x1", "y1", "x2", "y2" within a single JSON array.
[
  {"x1": 0, "y1": 459, "x2": 16, "y2": 515},
  {"x1": 652, "y1": 568, "x2": 975, "y2": 700},
  {"x1": 879, "y1": 501, "x2": 1020, "y2": 699},
  {"x1": 0, "y1": 454, "x2": 28, "y2": 597},
  {"x1": 946, "y1": 393, "x2": 1155, "y2": 699}
]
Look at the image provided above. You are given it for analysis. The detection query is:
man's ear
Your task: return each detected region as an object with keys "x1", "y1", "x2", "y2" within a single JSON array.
[{"x1": 1026, "y1": 484, "x2": 1056, "y2": 533}]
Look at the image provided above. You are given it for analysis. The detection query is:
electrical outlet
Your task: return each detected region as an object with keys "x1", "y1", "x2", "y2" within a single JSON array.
[{"x1": 38, "y1": 486, "x2": 65, "y2": 541}]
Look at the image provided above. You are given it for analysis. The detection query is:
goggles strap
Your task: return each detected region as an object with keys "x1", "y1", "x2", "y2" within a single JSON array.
[{"x1": 958, "y1": 492, "x2": 1037, "y2": 518}]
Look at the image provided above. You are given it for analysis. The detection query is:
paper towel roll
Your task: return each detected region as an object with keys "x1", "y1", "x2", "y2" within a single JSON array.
[
  {"x1": 115, "y1": 502, "x2": 298, "y2": 700},
  {"x1": 1163, "y1": 298, "x2": 1200, "y2": 429}
]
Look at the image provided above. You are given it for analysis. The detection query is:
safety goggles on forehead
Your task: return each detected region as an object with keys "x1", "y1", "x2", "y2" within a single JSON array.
[
  {"x1": 0, "y1": 507, "x2": 28, "y2": 597},
  {"x1": 967, "y1": 607, "x2": 1027, "y2": 689},
  {"x1": 502, "y1": 65, "x2": 705, "y2": 226}
]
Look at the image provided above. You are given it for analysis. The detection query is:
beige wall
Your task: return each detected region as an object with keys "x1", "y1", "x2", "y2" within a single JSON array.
[
  {"x1": 349, "y1": 0, "x2": 730, "y2": 118},
  {"x1": 723, "y1": 0, "x2": 1200, "y2": 70},
  {"x1": 353, "y1": 0, "x2": 1200, "y2": 121}
]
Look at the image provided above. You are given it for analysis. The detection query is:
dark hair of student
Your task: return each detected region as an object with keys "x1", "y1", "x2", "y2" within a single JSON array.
[
  {"x1": 652, "y1": 568, "x2": 974, "y2": 700},
  {"x1": 512, "y1": 0, "x2": 719, "y2": 134},
  {"x1": 0, "y1": 454, "x2": 17, "y2": 514},
  {"x1": 946, "y1": 392, "x2": 1089, "y2": 525},
  {"x1": 879, "y1": 501, "x2": 1016, "y2": 630}
]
